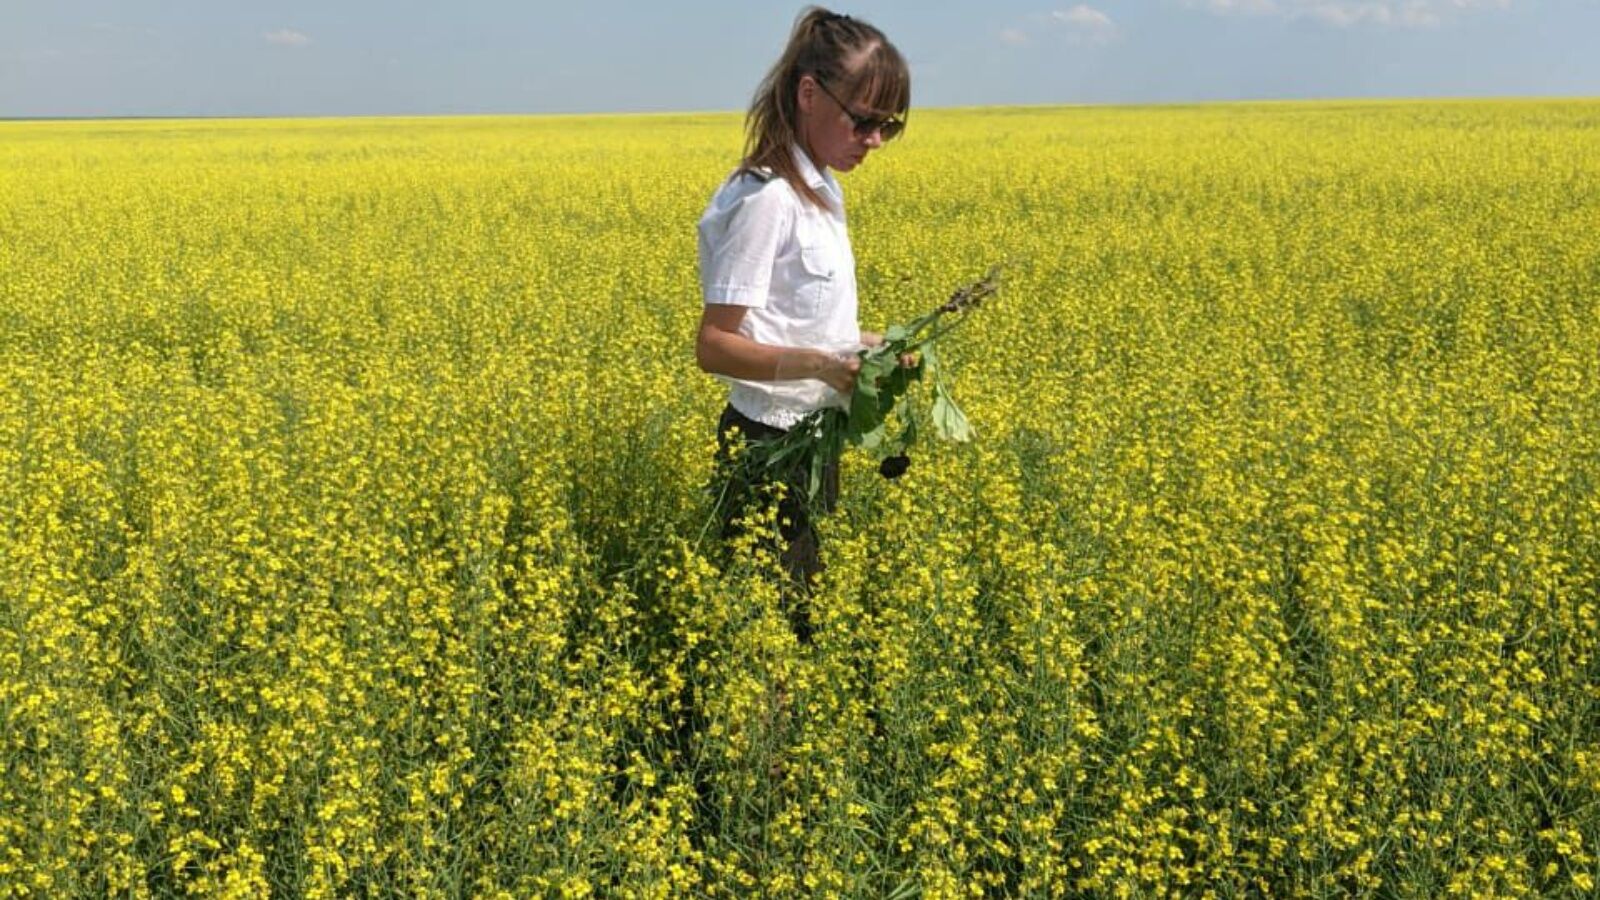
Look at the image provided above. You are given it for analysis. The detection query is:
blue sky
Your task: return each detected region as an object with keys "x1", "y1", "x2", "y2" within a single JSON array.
[{"x1": 1, "y1": 1, "x2": 1595, "y2": 118}]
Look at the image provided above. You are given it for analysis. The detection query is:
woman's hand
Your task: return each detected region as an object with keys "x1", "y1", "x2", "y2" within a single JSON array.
[
  {"x1": 860, "y1": 330, "x2": 919, "y2": 369},
  {"x1": 814, "y1": 350, "x2": 861, "y2": 395}
]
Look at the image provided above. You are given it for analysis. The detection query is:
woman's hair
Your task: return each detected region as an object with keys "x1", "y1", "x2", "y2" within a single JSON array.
[{"x1": 739, "y1": 7, "x2": 910, "y2": 209}]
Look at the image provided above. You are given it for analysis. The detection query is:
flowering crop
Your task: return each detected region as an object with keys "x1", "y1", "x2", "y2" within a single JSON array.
[{"x1": 1, "y1": 101, "x2": 1598, "y2": 897}]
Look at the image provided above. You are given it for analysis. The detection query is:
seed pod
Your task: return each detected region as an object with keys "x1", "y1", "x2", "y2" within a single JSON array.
[{"x1": 878, "y1": 454, "x2": 911, "y2": 480}]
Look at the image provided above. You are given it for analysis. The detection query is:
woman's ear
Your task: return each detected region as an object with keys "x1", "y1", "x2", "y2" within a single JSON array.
[{"x1": 796, "y1": 74, "x2": 815, "y2": 116}]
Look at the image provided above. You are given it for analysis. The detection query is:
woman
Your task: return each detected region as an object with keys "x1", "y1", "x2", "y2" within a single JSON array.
[{"x1": 694, "y1": 6, "x2": 913, "y2": 644}]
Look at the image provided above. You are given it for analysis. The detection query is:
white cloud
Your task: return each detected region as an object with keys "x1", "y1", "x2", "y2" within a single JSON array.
[
  {"x1": 264, "y1": 28, "x2": 311, "y2": 48},
  {"x1": 1001, "y1": 5, "x2": 1119, "y2": 47},
  {"x1": 1053, "y1": 5, "x2": 1115, "y2": 29},
  {"x1": 1180, "y1": 0, "x2": 1513, "y2": 28},
  {"x1": 1053, "y1": 5, "x2": 1120, "y2": 42},
  {"x1": 1185, "y1": 0, "x2": 1279, "y2": 13}
]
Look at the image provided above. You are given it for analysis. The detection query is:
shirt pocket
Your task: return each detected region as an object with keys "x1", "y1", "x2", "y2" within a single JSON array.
[{"x1": 793, "y1": 230, "x2": 841, "y2": 319}]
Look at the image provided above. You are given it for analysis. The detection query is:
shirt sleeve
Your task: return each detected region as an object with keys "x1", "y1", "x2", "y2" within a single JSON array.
[{"x1": 698, "y1": 182, "x2": 790, "y2": 308}]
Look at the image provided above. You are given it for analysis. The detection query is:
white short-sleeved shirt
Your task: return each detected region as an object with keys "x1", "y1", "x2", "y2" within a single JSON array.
[{"x1": 697, "y1": 142, "x2": 861, "y2": 430}]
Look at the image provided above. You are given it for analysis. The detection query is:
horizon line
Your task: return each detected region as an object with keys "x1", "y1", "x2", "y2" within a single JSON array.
[{"x1": 4, "y1": 92, "x2": 1598, "y2": 123}]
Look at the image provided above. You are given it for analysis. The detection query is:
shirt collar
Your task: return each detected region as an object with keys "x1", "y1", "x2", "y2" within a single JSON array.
[{"x1": 791, "y1": 141, "x2": 843, "y2": 206}]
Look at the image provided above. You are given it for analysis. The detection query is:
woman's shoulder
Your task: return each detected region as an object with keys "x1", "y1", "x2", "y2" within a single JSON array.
[
  {"x1": 706, "y1": 165, "x2": 799, "y2": 218},
  {"x1": 730, "y1": 162, "x2": 774, "y2": 182},
  {"x1": 718, "y1": 165, "x2": 792, "y2": 197}
]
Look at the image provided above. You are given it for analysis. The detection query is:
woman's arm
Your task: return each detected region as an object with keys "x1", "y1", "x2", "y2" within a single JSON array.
[{"x1": 696, "y1": 305, "x2": 859, "y2": 394}]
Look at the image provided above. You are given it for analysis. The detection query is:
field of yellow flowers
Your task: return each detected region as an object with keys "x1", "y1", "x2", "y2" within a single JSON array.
[{"x1": 2, "y1": 100, "x2": 1598, "y2": 897}]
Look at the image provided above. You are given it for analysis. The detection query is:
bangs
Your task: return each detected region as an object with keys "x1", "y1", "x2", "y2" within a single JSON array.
[{"x1": 846, "y1": 42, "x2": 911, "y2": 116}]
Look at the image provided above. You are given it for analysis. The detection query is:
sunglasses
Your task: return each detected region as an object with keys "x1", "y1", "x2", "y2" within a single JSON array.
[{"x1": 814, "y1": 78, "x2": 905, "y2": 142}]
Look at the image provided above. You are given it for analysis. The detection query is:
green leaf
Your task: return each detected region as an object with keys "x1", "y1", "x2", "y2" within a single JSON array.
[
  {"x1": 931, "y1": 387, "x2": 973, "y2": 442},
  {"x1": 920, "y1": 341, "x2": 939, "y2": 382},
  {"x1": 885, "y1": 324, "x2": 908, "y2": 343},
  {"x1": 857, "y1": 419, "x2": 887, "y2": 452},
  {"x1": 858, "y1": 352, "x2": 897, "y2": 390},
  {"x1": 879, "y1": 359, "x2": 920, "y2": 407},
  {"x1": 877, "y1": 388, "x2": 897, "y2": 419},
  {"x1": 847, "y1": 385, "x2": 882, "y2": 440},
  {"x1": 763, "y1": 436, "x2": 808, "y2": 468}
]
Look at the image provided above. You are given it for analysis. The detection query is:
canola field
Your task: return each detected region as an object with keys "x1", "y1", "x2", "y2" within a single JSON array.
[{"x1": 2, "y1": 101, "x2": 1599, "y2": 897}]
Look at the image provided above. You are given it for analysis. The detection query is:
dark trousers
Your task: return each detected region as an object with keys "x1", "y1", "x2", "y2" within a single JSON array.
[{"x1": 712, "y1": 403, "x2": 840, "y2": 644}]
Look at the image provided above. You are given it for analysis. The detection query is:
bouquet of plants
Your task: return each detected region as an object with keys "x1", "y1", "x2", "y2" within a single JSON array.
[{"x1": 750, "y1": 265, "x2": 1004, "y2": 507}]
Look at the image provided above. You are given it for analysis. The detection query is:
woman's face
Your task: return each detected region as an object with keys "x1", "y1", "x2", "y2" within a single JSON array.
[{"x1": 797, "y1": 73, "x2": 891, "y2": 175}]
